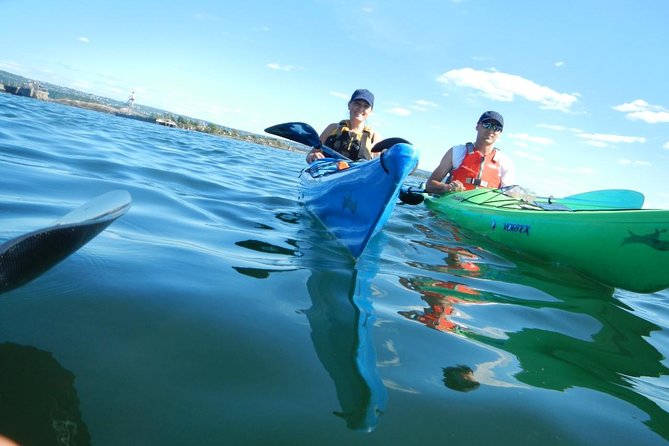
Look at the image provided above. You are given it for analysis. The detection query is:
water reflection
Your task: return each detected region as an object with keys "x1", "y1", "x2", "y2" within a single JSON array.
[
  {"x1": 399, "y1": 276, "x2": 481, "y2": 333},
  {"x1": 302, "y1": 265, "x2": 387, "y2": 431},
  {"x1": 401, "y1": 239, "x2": 669, "y2": 440},
  {"x1": 442, "y1": 364, "x2": 480, "y2": 392},
  {"x1": 231, "y1": 228, "x2": 387, "y2": 432},
  {"x1": 0, "y1": 342, "x2": 91, "y2": 446}
]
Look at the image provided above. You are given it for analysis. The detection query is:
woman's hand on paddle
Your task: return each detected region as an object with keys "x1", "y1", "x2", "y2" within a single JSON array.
[{"x1": 306, "y1": 150, "x2": 324, "y2": 163}]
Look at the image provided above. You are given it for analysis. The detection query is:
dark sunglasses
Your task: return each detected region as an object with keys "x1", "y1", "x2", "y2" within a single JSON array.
[{"x1": 481, "y1": 122, "x2": 503, "y2": 132}]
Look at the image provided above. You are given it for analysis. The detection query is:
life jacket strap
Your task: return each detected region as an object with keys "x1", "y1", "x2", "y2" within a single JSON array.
[{"x1": 465, "y1": 178, "x2": 489, "y2": 187}]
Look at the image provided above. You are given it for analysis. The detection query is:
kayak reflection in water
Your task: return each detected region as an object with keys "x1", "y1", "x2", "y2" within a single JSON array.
[
  {"x1": 303, "y1": 265, "x2": 387, "y2": 432},
  {"x1": 414, "y1": 242, "x2": 483, "y2": 275},
  {"x1": 400, "y1": 253, "x2": 669, "y2": 441},
  {"x1": 399, "y1": 276, "x2": 482, "y2": 334}
]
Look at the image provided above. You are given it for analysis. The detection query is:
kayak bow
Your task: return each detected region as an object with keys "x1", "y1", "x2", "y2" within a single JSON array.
[
  {"x1": 266, "y1": 122, "x2": 419, "y2": 259},
  {"x1": 300, "y1": 143, "x2": 419, "y2": 258}
]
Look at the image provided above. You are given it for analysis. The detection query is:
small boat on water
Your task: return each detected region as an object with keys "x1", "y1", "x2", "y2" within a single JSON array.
[
  {"x1": 424, "y1": 187, "x2": 669, "y2": 293},
  {"x1": 156, "y1": 118, "x2": 177, "y2": 128},
  {"x1": 266, "y1": 122, "x2": 419, "y2": 259}
]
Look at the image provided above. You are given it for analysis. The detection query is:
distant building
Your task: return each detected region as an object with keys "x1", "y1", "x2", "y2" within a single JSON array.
[
  {"x1": 156, "y1": 118, "x2": 177, "y2": 128},
  {"x1": 126, "y1": 90, "x2": 135, "y2": 109},
  {"x1": 5, "y1": 81, "x2": 49, "y2": 100}
]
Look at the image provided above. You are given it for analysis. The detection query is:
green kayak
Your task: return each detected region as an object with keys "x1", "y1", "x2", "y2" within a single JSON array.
[{"x1": 425, "y1": 188, "x2": 669, "y2": 294}]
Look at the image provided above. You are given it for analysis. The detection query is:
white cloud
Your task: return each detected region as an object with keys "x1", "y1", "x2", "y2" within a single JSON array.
[
  {"x1": 266, "y1": 63, "x2": 297, "y2": 72},
  {"x1": 664, "y1": 141, "x2": 669, "y2": 149},
  {"x1": 78, "y1": 37, "x2": 90, "y2": 43},
  {"x1": 329, "y1": 91, "x2": 349, "y2": 100},
  {"x1": 537, "y1": 123, "x2": 567, "y2": 131},
  {"x1": 514, "y1": 150, "x2": 546, "y2": 162},
  {"x1": 414, "y1": 99, "x2": 437, "y2": 107},
  {"x1": 387, "y1": 107, "x2": 411, "y2": 116},
  {"x1": 193, "y1": 13, "x2": 221, "y2": 22},
  {"x1": 554, "y1": 61, "x2": 564, "y2": 67},
  {"x1": 507, "y1": 133, "x2": 555, "y2": 145},
  {"x1": 410, "y1": 99, "x2": 438, "y2": 112},
  {"x1": 436, "y1": 68, "x2": 579, "y2": 112},
  {"x1": 556, "y1": 166, "x2": 596, "y2": 175},
  {"x1": 583, "y1": 140, "x2": 608, "y2": 148},
  {"x1": 0, "y1": 60, "x2": 25, "y2": 73},
  {"x1": 613, "y1": 99, "x2": 669, "y2": 124},
  {"x1": 576, "y1": 132, "x2": 646, "y2": 147},
  {"x1": 618, "y1": 159, "x2": 651, "y2": 166}
]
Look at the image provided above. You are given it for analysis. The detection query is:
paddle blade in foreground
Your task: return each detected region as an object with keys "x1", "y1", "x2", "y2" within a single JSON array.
[{"x1": 0, "y1": 190, "x2": 132, "y2": 294}]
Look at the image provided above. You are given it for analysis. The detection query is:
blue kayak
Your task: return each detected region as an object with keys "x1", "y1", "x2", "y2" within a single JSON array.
[{"x1": 299, "y1": 143, "x2": 419, "y2": 258}]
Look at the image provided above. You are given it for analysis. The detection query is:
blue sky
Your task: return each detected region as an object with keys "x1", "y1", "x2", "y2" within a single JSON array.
[{"x1": 2, "y1": 0, "x2": 669, "y2": 207}]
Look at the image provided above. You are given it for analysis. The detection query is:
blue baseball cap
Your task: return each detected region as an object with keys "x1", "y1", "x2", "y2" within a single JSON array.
[
  {"x1": 478, "y1": 111, "x2": 504, "y2": 128},
  {"x1": 350, "y1": 89, "x2": 374, "y2": 108}
]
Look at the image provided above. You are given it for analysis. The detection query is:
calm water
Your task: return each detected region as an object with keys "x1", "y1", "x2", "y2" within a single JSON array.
[{"x1": 1, "y1": 92, "x2": 668, "y2": 446}]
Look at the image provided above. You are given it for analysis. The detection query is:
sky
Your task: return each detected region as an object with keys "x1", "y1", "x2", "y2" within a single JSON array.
[{"x1": 2, "y1": 0, "x2": 669, "y2": 208}]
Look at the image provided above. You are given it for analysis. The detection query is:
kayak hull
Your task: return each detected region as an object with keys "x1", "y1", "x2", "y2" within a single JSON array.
[
  {"x1": 300, "y1": 143, "x2": 418, "y2": 258},
  {"x1": 425, "y1": 189, "x2": 669, "y2": 293}
]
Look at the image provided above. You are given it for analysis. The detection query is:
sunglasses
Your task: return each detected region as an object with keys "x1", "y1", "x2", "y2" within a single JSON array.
[{"x1": 481, "y1": 122, "x2": 503, "y2": 132}]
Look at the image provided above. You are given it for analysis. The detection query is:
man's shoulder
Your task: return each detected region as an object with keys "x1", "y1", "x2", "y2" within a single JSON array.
[{"x1": 452, "y1": 143, "x2": 468, "y2": 154}]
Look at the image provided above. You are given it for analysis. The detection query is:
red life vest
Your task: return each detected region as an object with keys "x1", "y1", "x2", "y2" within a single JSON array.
[{"x1": 450, "y1": 143, "x2": 502, "y2": 190}]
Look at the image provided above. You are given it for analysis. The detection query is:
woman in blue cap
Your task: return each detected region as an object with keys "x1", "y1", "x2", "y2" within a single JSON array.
[
  {"x1": 426, "y1": 111, "x2": 515, "y2": 194},
  {"x1": 306, "y1": 89, "x2": 382, "y2": 163}
]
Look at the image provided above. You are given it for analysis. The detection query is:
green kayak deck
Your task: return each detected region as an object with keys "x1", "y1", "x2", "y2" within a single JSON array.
[{"x1": 425, "y1": 188, "x2": 669, "y2": 293}]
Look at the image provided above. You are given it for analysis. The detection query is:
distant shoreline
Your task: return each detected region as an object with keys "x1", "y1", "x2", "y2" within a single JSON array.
[
  {"x1": 2, "y1": 89, "x2": 430, "y2": 179},
  {"x1": 0, "y1": 77, "x2": 307, "y2": 154},
  {"x1": 48, "y1": 96, "x2": 309, "y2": 154},
  {"x1": 1, "y1": 74, "x2": 429, "y2": 178}
]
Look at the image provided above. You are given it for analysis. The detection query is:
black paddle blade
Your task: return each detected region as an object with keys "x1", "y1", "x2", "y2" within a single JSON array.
[
  {"x1": 265, "y1": 122, "x2": 322, "y2": 148},
  {"x1": 372, "y1": 137, "x2": 412, "y2": 153},
  {"x1": 399, "y1": 187, "x2": 425, "y2": 205},
  {"x1": 0, "y1": 190, "x2": 131, "y2": 294}
]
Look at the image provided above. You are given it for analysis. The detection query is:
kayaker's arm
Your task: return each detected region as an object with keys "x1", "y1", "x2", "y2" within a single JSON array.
[
  {"x1": 306, "y1": 123, "x2": 341, "y2": 163},
  {"x1": 425, "y1": 148, "x2": 464, "y2": 194}
]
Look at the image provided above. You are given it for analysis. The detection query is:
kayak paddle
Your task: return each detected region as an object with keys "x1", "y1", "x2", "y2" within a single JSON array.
[
  {"x1": 0, "y1": 190, "x2": 132, "y2": 294},
  {"x1": 266, "y1": 122, "x2": 413, "y2": 161},
  {"x1": 371, "y1": 137, "x2": 412, "y2": 153},
  {"x1": 265, "y1": 122, "x2": 350, "y2": 160},
  {"x1": 561, "y1": 189, "x2": 645, "y2": 209},
  {"x1": 398, "y1": 186, "x2": 426, "y2": 205},
  {"x1": 399, "y1": 186, "x2": 647, "y2": 209}
]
